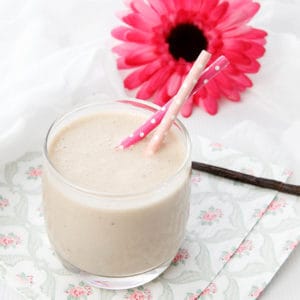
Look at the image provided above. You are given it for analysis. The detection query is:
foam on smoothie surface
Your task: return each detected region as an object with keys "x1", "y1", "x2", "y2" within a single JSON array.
[{"x1": 49, "y1": 111, "x2": 186, "y2": 194}]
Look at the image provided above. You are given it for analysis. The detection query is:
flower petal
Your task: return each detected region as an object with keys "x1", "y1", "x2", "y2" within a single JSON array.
[
  {"x1": 136, "y1": 78, "x2": 158, "y2": 99},
  {"x1": 117, "y1": 57, "x2": 130, "y2": 69},
  {"x1": 200, "y1": 0, "x2": 219, "y2": 15},
  {"x1": 225, "y1": 90, "x2": 241, "y2": 102},
  {"x1": 122, "y1": 13, "x2": 153, "y2": 31},
  {"x1": 215, "y1": 75, "x2": 241, "y2": 101},
  {"x1": 112, "y1": 43, "x2": 149, "y2": 55},
  {"x1": 129, "y1": 0, "x2": 161, "y2": 25},
  {"x1": 223, "y1": 27, "x2": 267, "y2": 40},
  {"x1": 245, "y1": 42, "x2": 266, "y2": 58},
  {"x1": 113, "y1": 43, "x2": 158, "y2": 66},
  {"x1": 126, "y1": 31, "x2": 153, "y2": 43},
  {"x1": 163, "y1": 0, "x2": 176, "y2": 13},
  {"x1": 205, "y1": 79, "x2": 221, "y2": 99},
  {"x1": 125, "y1": 48, "x2": 158, "y2": 66},
  {"x1": 230, "y1": 0, "x2": 259, "y2": 14},
  {"x1": 202, "y1": 94, "x2": 219, "y2": 115},
  {"x1": 243, "y1": 29, "x2": 268, "y2": 43},
  {"x1": 166, "y1": 71, "x2": 183, "y2": 97},
  {"x1": 220, "y1": 1, "x2": 260, "y2": 29},
  {"x1": 172, "y1": 0, "x2": 187, "y2": 10},
  {"x1": 234, "y1": 59, "x2": 261, "y2": 73},
  {"x1": 208, "y1": 2, "x2": 229, "y2": 25},
  {"x1": 153, "y1": 83, "x2": 170, "y2": 106},
  {"x1": 136, "y1": 66, "x2": 174, "y2": 100},
  {"x1": 226, "y1": 66, "x2": 253, "y2": 88},
  {"x1": 214, "y1": 73, "x2": 236, "y2": 93},
  {"x1": 181, "y1": 0, "x2": 194, "y2": 12},
  {"x1": 194, "y1": 87, "x2": 207, "y2": 105},
  {"x1": 111, "y1": 26, "x2": 129, "y2": 40},
  {"x1": 225, "y1": 50, "x2": 253, "y2": 66},
  {"x1": 181, "y1": 97, "x2": 194, "y2": 117},
  {"x1": 148, "y1": 0, "x2": 168, "y2": 15},
  {"x1": 112, "y1": 26, "x2": 152, "y2": 43},
  {"x1": 223, "y1": 39, "x2": 265, "y2": 58},
  {"x1": 124, "y1": 60, "x2": 162, "y2": 88}
]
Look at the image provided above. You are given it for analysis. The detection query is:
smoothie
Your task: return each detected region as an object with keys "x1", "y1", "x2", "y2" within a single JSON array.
[{"x1": 43, "y1": 101, "x2": 191, "y2": 279}]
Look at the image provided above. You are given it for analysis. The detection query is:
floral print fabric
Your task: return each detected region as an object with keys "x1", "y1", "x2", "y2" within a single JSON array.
[{"x1": 0, "y1": 137, "x2": 297, "y2": 299}]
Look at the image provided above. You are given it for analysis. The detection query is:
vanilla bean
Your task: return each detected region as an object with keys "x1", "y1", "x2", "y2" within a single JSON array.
[{"x1": 192, "y1": 161, "x2": 300, "y2": 196}]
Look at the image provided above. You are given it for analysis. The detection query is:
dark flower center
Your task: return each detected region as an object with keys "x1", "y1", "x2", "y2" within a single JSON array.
[{"x1": 166, "y1": 23, "x2": 208, "y2": 62}]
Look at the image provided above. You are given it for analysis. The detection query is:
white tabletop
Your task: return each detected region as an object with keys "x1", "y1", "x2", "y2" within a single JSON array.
[{"x1": 0, "y1": 0, "x2": 300, "y2": 299}]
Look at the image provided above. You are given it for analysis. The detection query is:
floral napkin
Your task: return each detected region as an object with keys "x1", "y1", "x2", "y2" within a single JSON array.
[{"x1": 0, "y1": 137, "x2": 298, "y2": 300}]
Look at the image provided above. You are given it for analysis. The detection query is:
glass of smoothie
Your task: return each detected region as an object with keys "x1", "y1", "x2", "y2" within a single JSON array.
[{"x1": 42, "y1": 99, "x2": 191, "y2": 290}]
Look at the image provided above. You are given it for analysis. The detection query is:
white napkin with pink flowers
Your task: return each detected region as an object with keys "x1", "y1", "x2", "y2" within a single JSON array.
[{"x1": 0, "y1": 136, "x2": 299, "y2": 299}]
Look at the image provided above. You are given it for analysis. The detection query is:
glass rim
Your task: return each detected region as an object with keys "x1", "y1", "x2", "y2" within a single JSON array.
[{"x1": 43, "y1": 99, "x2": 191, "y2": 199}]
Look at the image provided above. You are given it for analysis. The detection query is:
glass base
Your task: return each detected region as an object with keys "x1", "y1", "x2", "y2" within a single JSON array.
[{"x1": 60, "y1": 256, "x2": 171, "y2": 290}]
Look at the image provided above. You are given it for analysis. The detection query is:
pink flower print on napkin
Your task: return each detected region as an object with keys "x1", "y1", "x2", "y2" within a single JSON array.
[
  {"x1": 16, "y1": 272, "x2": 33, "y2": 285},
  {"x1": 0, "y1": 195, "x2": 9, "y2": 210},
  {"x1": 221, "y1": 240, "x2": 253, "y2": 262},
  {"x1": 172, "y1": 248, "x2": 189, "y2": 266},
  {"x1": 284, "y1": 239, "x2": 299, "y2": 251},
  {"x1": 268, "y1": 196, "x2": 287, "y2": 212},
  {"x1": 0, "y1": 233, "x2": 21, "y2": 248},
  {"x1": 125, "y1": 286, "x2": 152, "y2": 300},
  {"x1": 201, "y1": 283, "x2": 217, "y2": 296},
  {"x1": 26, "y1": 165, "x2": 42, "y2": 180},
  {"x1": 185, "y1": 291, "x2": 202, "y2": 300},
  {"x1": 185, "y1": 283, "x2": 217, "y2": 300},
  {"x1": 254, "y1": 196, "x2": 287, "y2": 218},
  {"x1": 236, "y1": 239, "x2": 253, "y2": 256},
  {"x1": 253, "y1": 208, "x2": 266, "y2": 219},
  {"x1": 65, "y1": 281, "x2": 93, "y2": 299},
  {"x1": 220, "y1": 250, "x2": 234, "y2": 263},
  {"x1": 249, "y1": 284, "x2": 265, "y2": 299},
  {"x1": 199, "y1": 207, "x2": 223, "y2": 225}
]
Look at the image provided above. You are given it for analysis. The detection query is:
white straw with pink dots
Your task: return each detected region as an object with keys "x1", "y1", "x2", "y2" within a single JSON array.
[
  {"x1": 118, "y1": 53, "x2": 229, "y2": 150},
  {"x1": 146, "y1": 50, "x2": 211, "y2": 154}
]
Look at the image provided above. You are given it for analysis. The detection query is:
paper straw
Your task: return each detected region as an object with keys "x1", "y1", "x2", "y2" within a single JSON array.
[
  {"x1": 117, "y1": 54, "x2": 229, "y2": 149},
  {"x1": 190, "y1": 55, "x2": 229, "y2": 96},
  {"x1": 146, "y1": 50, "x2": 211, "y2": 154}
]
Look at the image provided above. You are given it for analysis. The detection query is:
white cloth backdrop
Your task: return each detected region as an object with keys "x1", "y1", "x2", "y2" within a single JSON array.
[{"x1": 0, "y1": 0, "x2": 300, "y2": 299}]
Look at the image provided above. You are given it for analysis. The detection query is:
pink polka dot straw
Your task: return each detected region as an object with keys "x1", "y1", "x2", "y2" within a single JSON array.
[{"x1": 118, "y1": 52, "x2": 229, "y2": 150}]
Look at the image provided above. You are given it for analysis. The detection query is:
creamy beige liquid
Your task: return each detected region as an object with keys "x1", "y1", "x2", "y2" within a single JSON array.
[{"x1": 43, "y1": 109, "x2": 190, "y2": 276}]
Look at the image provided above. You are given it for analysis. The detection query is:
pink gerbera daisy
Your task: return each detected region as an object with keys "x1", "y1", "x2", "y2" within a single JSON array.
[{"x1": 111, "y1": 0, "x2": 267, "y2": 116}]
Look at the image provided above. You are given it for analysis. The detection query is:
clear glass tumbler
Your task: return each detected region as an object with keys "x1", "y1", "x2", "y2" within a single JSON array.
[{"x1": 42, "y1": 99, "x2": 191, "y2": 290}]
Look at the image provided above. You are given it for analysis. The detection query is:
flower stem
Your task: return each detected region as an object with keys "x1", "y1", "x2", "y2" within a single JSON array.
[{"x1": 192, "y1": 161, "x2": 300, "y2": 196}]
